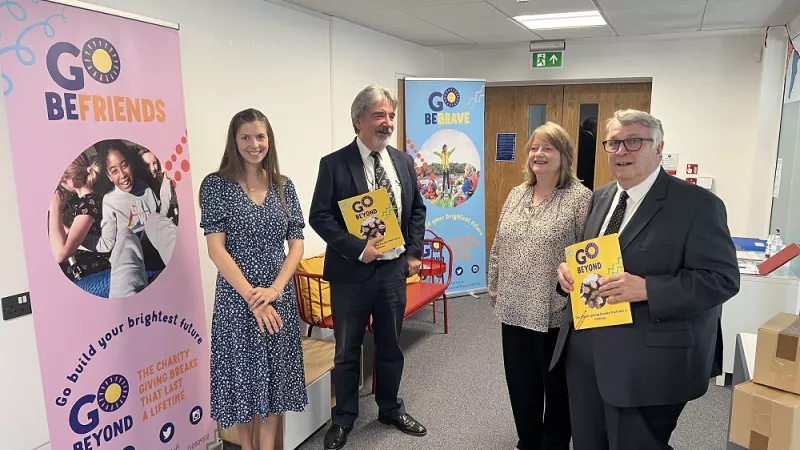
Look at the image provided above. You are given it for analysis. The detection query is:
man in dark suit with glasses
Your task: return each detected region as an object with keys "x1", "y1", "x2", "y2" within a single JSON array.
[{"x1": 552, "y1": 109, "x2": 740, "y2": 450}]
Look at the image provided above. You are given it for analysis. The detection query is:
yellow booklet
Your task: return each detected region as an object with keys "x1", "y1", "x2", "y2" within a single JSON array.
[
  {"x1": 565, "y1": 234, "x2": 633, "y2": 330},
  {"x1": 338, "y1": 188, "x2": 405, "y2": 252}
]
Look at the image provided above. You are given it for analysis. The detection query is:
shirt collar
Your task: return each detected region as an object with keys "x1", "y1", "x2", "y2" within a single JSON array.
[
  {"x1": 356, "y1": 136, "x2": 385, "y2": 161},
  {"x1": 617, "y1": 165, "x2": 661, "y2": 204}
]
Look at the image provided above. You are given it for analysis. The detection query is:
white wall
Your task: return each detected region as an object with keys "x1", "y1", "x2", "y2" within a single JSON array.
[
  {"x1": 0, "y1": 1, "x2": 442, "y2": 448},
  {"x1": 330, "y1": 17, "x2": 443, "y2": 151},
  {"x1": 0, "y1": 94, "x2": 48, "y2": 450},
  {"x1": 789, "y1": 14, "x2": 800, "y2": 37},
  {"x1": 441, "y1": 32, "x2": 768, "y2": 237}
]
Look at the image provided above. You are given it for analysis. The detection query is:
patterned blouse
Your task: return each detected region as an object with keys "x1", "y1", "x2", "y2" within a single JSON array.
[{"x1": 488, "y1": 180, "x2": 592, "y2": 332}]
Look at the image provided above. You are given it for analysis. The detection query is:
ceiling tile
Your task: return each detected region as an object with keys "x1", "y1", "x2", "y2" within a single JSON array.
[
  {"x1": 605, "y1": 4, "x2": 705, "y2": 35},
  {"x1": 461, "y1": 20, "x2": 544, "y2": 43},
  {"x1": 283, "y1": 0, "x2": 391, "y2": 14},
  {"x1": 485, "y1": 0, "x2": 599, "y2": 17},
  {"x1": 706, "y1": 0, "x2": 800, "y2": 14},
  {"x1": 536, "y1": 26, "x2": 617, "y2": 40},
  {"x1": 597, "y1": 0, "x2": 705, "y2": 12},
  {"x1": 334, "y1": 8, "x2": 422, "y2": 28},
  {"x1": 402, "y1": 2, "x2": 538, "y2": 43},
  {"x1": 382, "y1": 0, "x2": 478, "y2": 7},
  {"x1": 703, "y1": 0, "x2": 800, "y2": 29},
  {"x1": 383, "y1": 21, "x2": 475, "y2": 45}
]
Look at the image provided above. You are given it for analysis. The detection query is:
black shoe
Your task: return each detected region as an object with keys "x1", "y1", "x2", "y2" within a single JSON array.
[
  {"x1": 324, "y1": 423, "x2": 352, "y2": 450},
  {"x1": 378, "y1": 413, "x2": 427, "y2": 436}
]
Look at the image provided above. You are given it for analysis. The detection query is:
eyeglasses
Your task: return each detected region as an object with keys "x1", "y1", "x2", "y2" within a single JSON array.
[{"x1": 601, "y1": 138, "x2": 654, "y2": 152}]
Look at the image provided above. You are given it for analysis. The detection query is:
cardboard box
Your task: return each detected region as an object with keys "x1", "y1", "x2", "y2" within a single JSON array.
[
  {"x1": 754, "y1": 313, "x2": 800, "y2": 395},
  {"x1": 729, "y1": 381, "x2": 800, "y2": 450}
]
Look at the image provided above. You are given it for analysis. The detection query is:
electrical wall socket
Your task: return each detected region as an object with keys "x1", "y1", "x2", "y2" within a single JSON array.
[{"x1": 2, "y1": 292, "x2": 31, "y2": 320}]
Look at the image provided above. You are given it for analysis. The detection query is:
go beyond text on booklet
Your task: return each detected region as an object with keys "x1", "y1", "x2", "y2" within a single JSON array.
[
  {"x1": 565, "y1": 234, "x2": 633, "y2": 330},
  {"x1": 338, "y1": 188, "x2": 405, "y2": 252}
]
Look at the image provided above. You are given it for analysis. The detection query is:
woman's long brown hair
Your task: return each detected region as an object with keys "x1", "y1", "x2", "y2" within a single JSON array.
[{"x1": 201, "y1": 108, "x2": 287, "y2": 210}]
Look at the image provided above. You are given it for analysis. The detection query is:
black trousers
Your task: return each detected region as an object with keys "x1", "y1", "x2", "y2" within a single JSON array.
[
  {"x1": 330, "y1": 257, "x2": 407, "y2": 427},
  {"x1": 502, "y1": 323, "x2": 571, "y2": 450},
  {"x1": 566, "y1": 329, "x2": 686, "y2": 450}
]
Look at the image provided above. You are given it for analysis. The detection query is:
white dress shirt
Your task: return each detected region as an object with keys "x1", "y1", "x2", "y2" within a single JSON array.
[
  {"x1": 356, "y1": 137, "x2": 405, "y2": 261},
  {"x1": 599, "y1": 166, "x2": 661, "y2": 236}
]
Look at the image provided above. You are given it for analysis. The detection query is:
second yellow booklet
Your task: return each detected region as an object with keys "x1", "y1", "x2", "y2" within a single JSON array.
[
  {"x1": 338, "y1": 188, "x2": 405, "y2": 252},
  {"x1": 565, "y1": 234, "x2": 633, "y2": 330}
]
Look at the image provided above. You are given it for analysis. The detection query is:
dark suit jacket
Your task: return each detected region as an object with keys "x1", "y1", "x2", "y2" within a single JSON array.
[
  {"x1": 551, "y1": 168, "x2": 740, "y2": 408},
  {"x1": 308, "y1": 139, "x2": 427, "y2": 283}
]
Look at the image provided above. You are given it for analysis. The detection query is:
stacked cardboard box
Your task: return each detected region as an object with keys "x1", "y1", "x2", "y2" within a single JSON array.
[{"x1": 729, "y1": 313, "x2": 800, "y2": 450}]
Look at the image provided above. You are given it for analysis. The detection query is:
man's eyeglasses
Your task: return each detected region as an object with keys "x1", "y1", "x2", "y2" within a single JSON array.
[{"x1": 601, "y1": 138, "x2": 654, "y2": 152}]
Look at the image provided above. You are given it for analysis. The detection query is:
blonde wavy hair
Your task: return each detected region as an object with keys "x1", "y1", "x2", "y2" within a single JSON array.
[
  {"x1": 523, "y1": 122, "x2": 578, "y2": 189},
  {"x1": 62, "y1": 153, "x2": 101, "y2": 189}
]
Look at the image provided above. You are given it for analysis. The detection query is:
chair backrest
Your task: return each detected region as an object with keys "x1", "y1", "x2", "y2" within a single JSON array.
[
  {"x1": 293, "y1": 271, "x2": 329, "y2": 328},
  {"x1": 293, "y1": 229, "x2": 453, "y2": 326},
  {"x1": 420, "y1": 229, "x2": 454, "y2": 290}
]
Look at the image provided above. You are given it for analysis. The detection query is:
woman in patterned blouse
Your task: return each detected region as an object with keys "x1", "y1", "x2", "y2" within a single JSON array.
[
  {"x1": 488, "y1": 122, "x2": 592, "y2": 450},
  {"x1": 48, "y1": 152, "x2": 111, "y2": 296}
]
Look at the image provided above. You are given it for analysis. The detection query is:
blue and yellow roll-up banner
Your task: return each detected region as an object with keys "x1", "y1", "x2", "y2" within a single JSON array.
[{"x1": 404, "y1": 78, "x2": 486, "y2": 294}]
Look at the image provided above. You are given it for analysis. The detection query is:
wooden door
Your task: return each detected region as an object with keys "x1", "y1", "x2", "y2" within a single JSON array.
[
  {"x1": 484, "y1": 85, "x2": 564, "y2": 251},
  {"x1": 562, "y1": 83, "x2": 652, "y2": 190}
]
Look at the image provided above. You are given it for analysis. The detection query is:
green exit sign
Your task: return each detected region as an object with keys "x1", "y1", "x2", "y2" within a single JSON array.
[{"x1": 532, "y1": 51, "x2": 563, "y2": 68}]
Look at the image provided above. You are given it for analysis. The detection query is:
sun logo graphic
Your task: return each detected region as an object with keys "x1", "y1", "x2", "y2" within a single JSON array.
[
  {"x1": 442, "y1": 87, "x2": 460, "y2": 108},
  {"x1": 81, "y1": 38, "x2": 121, "y2": 84},
  {"x1": 96, "y1": 374, "x2": 130, "y2": 412}
]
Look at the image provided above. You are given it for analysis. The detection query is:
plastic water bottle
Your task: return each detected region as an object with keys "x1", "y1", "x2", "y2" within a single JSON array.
[{"x1": 766, "y1": 229, "x2": 784, "y2": 257}]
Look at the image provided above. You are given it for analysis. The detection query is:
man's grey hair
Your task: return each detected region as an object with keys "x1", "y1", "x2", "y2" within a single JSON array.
[
  {"x1": 606, "y1": 109, "x2": 664, "y2": 147},
  {"x1": 351, "y1": 84, "x2": 397, "y2": 134}
]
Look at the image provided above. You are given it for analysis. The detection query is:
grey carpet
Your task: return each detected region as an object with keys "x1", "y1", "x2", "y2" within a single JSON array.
[{"x1": 225, "y1": 294, "x2": 733, "y2": 450}]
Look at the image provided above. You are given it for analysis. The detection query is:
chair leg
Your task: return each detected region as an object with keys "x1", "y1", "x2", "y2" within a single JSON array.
[
  {"x1": 432, "y1": 299, "x2": 437, "y2": 324},
  {"x1": 307, "y1": 325, "x2": 314, "y2": 337},
  {"x1": 443, "y1": 294, "x2": 449, "y2": 334},
  {"x1": 371, "y1": 346, "x2": 377, "y2": 394}
]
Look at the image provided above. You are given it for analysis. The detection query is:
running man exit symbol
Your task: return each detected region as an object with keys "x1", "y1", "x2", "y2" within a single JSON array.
[{"x1": 532, "y1": 51, "x2": 563, "y2": 69}]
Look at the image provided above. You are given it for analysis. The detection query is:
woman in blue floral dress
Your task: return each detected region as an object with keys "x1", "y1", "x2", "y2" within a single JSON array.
[{"x1": 199, "y1": 108, "x2": 307, "y2": 450}]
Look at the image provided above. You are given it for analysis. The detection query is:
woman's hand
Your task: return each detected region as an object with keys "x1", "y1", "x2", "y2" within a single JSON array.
[
  {"x1": 49, "y1": 191, "x2": 63, "y2": 212},
  {"x1": 557, "y1": 262, "x2": 574, "y2": 293},
  {"x1": 253, "y1": 304, "x2": 283, "y2": 334},
  {"x1": 247, "y1": 286, "x2": 281, "y2": 311}
]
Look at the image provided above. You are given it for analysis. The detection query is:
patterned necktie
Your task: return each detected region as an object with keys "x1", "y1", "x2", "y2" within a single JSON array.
[
  {"x1": 370, "y1": 152, "x2": 399, "y2": 218},
  {"x1": 603, "y1": 190, "x2": 629, "y2": 235}
]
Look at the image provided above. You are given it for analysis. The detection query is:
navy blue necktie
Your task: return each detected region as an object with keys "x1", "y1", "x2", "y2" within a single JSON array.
[
  {"x1": 604, "y1": 191, "x2": 629, "y2": 235},
  {"x1": 370, "y1": 152, "x2": 398, "y2": 217}
]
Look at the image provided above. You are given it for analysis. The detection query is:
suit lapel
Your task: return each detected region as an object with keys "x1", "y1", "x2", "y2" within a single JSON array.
[
  {"x1": 388, "y1": 147, "x2": 410, "y2": 206},
  {"x1": 618, "y1": 169, "x2": 669, "y2": 252},
  {"x1": 345, "y1": 140, "x2": 369, "y2": 194},
  {"x1": 586, "y1": 184, "x2": 616, "y2": 239}
]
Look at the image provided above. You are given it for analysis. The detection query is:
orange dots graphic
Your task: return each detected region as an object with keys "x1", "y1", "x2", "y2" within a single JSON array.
[{"x1": 164, "y1": 133, "x2": 190, "y2": 183}]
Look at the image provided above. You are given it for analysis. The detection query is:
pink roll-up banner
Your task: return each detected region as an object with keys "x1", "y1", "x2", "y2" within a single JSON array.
[{"x1": 0, "y1": 1, "x2": 218, "y2": 449}]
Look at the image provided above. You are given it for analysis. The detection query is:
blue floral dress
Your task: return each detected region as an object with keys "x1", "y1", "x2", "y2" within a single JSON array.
[{"x1": 199, "y1": 174, "x2": 307, "y2": 429}]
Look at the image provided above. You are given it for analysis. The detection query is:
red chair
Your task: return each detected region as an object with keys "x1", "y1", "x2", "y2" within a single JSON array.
[{"x1": 293, "y1": 230, "x2": 453, "y2": 394}]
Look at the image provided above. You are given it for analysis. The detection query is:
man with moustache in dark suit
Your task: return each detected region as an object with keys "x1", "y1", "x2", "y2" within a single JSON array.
[
  {"x1": 309, "y1": 85, "x2": 427, "y2": 450},
  {"x1": 552, "y1": 109, "x2": 740, "y2": 450}
]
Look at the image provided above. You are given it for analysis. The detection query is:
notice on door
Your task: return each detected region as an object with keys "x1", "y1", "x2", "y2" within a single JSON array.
[{"x1": 496, "y1": 133, "x2": 516, "y2": 162}]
